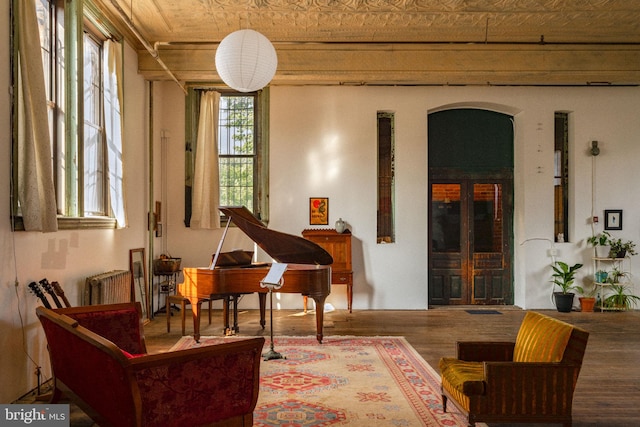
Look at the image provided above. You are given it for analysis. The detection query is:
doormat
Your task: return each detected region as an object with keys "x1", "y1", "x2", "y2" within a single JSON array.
[{"x1": 465, "y1": 309, "x2": 502, "y2": 314}]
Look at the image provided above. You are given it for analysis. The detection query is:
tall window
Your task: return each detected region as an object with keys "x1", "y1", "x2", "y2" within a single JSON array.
[
  {"x1": 554, "y1": 112, "x2": 569, "y2": 242},
  {"x1": 185, "y1": 90, "x2": 268, "y2": 226},
  {"x1": 12, "y1": 0, "x2": 117, "y2": 229},
  {"x1": 218, "y1": 95, "x2": 256, "y2": 211},
  {"x1": 377, "y1": 112, "x2": 395, "y2": 243},
  {"x1": 83, "y1": 32, "x2": 106, "y2": 216},
  {"x1": 37, "y1": 0, "x2": 66, "y2": 213}
]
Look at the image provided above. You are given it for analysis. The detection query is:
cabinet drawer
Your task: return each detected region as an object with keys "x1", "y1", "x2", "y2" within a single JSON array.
[{"x1": 332, "y1": 271, "x2": 353, "y2": 284}]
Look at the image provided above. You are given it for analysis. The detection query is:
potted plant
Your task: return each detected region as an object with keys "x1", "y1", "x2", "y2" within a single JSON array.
[
  {"x1": 606, "y1": 267, "x2": 629, "y2": 284},
  {"x1": 603, "y1": 284, "x2": 640, "y2": 311},
  {"x1": 551, "y1": 261, "x2": 583, "y2": 312},
  {"x1": 607, "y1": 238, "x2": 637, "y2": 259},
  {"x1": 587, "y1": 231, "x2": 611, "y2": 258},
  {"x1": 575, "y1": 282, "x2": 597, "y2": 312},
  {"x1": 594, "y1": 270, "x2": 608, "y2": 283}
]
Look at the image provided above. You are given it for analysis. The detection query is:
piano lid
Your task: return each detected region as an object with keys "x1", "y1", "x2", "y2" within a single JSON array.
[{"x1": 219, "y1": 206, "x2": 334, "y2": 265}]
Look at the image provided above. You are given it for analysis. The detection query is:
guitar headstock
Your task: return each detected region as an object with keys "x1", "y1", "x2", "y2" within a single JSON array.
[
  {"x1": 28, "y1": 282, "x2": 52, "y2": 309},
  {"x1": 39, "y1": 278, "x2": 54, "y2": 294},
  {"x1": 51, "y1": 281, "x2": 65, "y2": 296},
  {"x1": 40, "y1": 278, "x2": 63, "y2": 308},
  {"x1": 28, "y1": 281, "x2": 44, "y2": 298},
  {"x1": 50, "y1": 281, "x2": 70, "y2": 308}
]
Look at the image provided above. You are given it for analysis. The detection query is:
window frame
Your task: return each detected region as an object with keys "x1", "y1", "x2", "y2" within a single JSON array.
[
  {"x1": 11, "y1": 0, "x2": 120, "y2": 230},
  {"x1": 184, "y1": 88, "x2": 269, "y2": 227},
  {"x1": 377, "y1": 111, "x2": 395, "y2": 243},
  {"x1": 554, "y1": 111, "x2": 570, "y2": 242},
  {"x1": 218, "y1": 94, "x2": 259, "y2": 213},
  {"x1": 82, "y1": 28, "x2": 108, "y2": 218}
]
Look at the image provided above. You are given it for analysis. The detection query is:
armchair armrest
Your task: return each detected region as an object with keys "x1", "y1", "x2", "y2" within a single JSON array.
[
  {"x1": 130, "y1": 337, "x2": 264, "y2": 427},
  {"x1": 457, "y1": 341, "x2": 515, "y2": 362},
  {"x1": 483, "y1": 361, "x2": 581, "y2": 413}
]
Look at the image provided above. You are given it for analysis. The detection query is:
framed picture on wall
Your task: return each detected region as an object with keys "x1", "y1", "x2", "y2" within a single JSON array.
[
  {"x1": 604, "y1": 209, "x2": 623, "y2": 230},
  {"x1": 309, "y1": 197, "x2": 329, "y2": 225}
]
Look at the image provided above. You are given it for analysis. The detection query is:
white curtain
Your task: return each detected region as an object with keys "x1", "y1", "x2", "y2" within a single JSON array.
[
  {"x1": 191, "y1": 91, "x2": 221, "y2": 229},
  {"x1": 16, "y1": 0, "x2": 58, "y2": 232},
  {"x1": 104, "y1": 40, "x2": 127, "y2": 228}
]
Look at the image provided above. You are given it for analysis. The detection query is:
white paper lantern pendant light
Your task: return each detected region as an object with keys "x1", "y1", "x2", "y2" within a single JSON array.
[{"x1": 215, "y1": 29, "x2": 278, "y2": 93}]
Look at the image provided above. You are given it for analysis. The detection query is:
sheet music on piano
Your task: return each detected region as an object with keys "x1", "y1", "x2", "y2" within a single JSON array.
[{"x1": 260, "y1": 263, "x2": 288, "y2": 290}]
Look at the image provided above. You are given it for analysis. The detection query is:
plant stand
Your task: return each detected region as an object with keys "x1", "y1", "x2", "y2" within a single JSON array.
[{"x1": 593, "y1": 256, "x2": 631, "y2": 312}]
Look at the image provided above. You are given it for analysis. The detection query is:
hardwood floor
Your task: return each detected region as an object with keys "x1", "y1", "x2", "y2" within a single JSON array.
[
  {"x1": 43, "y1": 305, "x2": 640, "y2": 426},
  {"x1": 145, "y1": 305, "x2": 640, "y2": 426}
]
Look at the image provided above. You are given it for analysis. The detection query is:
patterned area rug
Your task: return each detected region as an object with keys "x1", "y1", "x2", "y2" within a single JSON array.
[{"x1": 170, "y1": 336, "x2": 474, "y2": 426}]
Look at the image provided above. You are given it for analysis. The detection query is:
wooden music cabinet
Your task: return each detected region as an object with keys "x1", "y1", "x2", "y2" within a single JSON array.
[{"x1": 302, "y1": 229, "x2": 353, "y2": 312}]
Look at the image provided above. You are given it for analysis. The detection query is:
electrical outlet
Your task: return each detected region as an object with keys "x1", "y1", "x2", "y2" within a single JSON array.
[{"x1": 548, "y1": 248, "x2": 558, "y2": 257}]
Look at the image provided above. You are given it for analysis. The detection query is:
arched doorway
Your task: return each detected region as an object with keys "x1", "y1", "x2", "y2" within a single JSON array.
[{"x1": 428, "y1": 108, "x2": 514, "y2": 305}]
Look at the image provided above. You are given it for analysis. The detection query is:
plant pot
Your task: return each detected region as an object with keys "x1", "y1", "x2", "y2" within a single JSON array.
[
  {"x1": 579, "y1": 297, "x2": 596, "y2": 312},
  {"x1": 595, "y1": 246, "x2": 611, "y2": 258},
  {"x1": 554, "y1": 292, "x2": 575, "y2": 313},
  {"x1": 595, "y1": 271, "x2": 608, "y2": 283},
  {"x1": 609, "y1": 249, "x2": 626, "y2": 259}
]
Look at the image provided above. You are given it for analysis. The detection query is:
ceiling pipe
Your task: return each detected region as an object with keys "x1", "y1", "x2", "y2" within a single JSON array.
[{"x1": 108, "y1": 0, "x2": 187, "y2": 95}]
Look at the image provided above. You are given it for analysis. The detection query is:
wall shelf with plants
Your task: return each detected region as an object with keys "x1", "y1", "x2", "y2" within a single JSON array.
[
  {"x1": 587, "y1": 231, "x2": 639, "y2": 311},
  {"x1": 587, "y1": 231, "x2": 637, "y2": 259},
  {"x1": 592, "y1": 255, "x2": 638, "y2": 312}
]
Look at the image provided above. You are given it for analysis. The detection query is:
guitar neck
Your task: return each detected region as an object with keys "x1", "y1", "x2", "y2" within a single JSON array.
[
  {"x1": 51, "y1": 281, "x2": 71, "y2": 308},
  {"x1": 40, "y1": 279, "x2": 63, "y2": 308}
]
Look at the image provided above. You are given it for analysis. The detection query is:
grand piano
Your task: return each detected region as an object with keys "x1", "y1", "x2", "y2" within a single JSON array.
[{"x1": 179, "y1": 207, "x2": 334, "y2": 343}]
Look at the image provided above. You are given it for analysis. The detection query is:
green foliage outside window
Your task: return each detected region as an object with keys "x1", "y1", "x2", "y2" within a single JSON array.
[{"x1": 219, "y1": 96, "x2": 255, "y2": 211}]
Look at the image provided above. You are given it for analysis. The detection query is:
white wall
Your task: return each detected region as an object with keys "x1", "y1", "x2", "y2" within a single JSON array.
[
  {"x1": 269, "y1": 86, "x2": 640, "y2": 310},
  {"x1": 158, "y1": 84, "x2": 640, "y2": 313}
]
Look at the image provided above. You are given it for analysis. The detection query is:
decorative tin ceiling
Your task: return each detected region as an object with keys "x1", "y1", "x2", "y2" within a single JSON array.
[
  {"x1": 101, "y1": 0, "x2": 640, "y2": 44},
  {"x1": 93, "y1": 0, "x2": 640, "y2": 85}
]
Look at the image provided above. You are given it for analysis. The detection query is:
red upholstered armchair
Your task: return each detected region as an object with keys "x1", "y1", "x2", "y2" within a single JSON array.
[
  {"x1": 439, "y1": 311, "x2": 589, "y2": 427},
  {"x1": 37, "y1": 303, "x2": 264, "y2": 427}
]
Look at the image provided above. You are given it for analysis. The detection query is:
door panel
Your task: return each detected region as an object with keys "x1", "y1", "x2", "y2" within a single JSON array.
[
  {"x1": 430, "y1": 183, "x2": 466, "y2": 304},
  {"x1": 471, "y1": 183, "x2": 508, "y2": 304},
  {"x1": 429, "y1": 180, "x2": 512, "y2": 305}
]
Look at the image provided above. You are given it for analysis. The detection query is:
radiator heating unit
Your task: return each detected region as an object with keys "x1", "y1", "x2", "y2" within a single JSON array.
[{"x1": 84, "y1": 270, "x2": 132, "y2": 305}]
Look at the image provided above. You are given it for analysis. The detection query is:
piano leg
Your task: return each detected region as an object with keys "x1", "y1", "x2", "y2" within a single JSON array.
[
  {"x1": 309, "y1": 295, "x2": 327, "y2": 343},
  {"x1": 223, "y1": 296, "x2": 230, "y2": 334},
  {"x1": 231, "y1": 294, "x2": 240, "y2": 333},
  {"x1": 189, "y1": 297, "x2": 204, "y2": 342}
]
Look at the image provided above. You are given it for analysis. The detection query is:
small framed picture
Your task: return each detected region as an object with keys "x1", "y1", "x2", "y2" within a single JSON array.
[
  {"x1": 309, "y1": 197, "x2": 329, "y2": 225},
  {"x1": 604, "y1": 209, "x2": 623, "y2": 230}
]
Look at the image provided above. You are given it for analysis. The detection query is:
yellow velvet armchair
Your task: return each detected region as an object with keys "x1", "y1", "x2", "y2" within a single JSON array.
[{"x1": 439, "y1": 311, "x2": 589, "y2": 427}]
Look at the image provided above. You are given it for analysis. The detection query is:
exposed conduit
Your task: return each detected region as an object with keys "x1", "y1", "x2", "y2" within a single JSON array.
[{"x1": 108, "y1": 0, "x2": 187, "y2": 95}]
